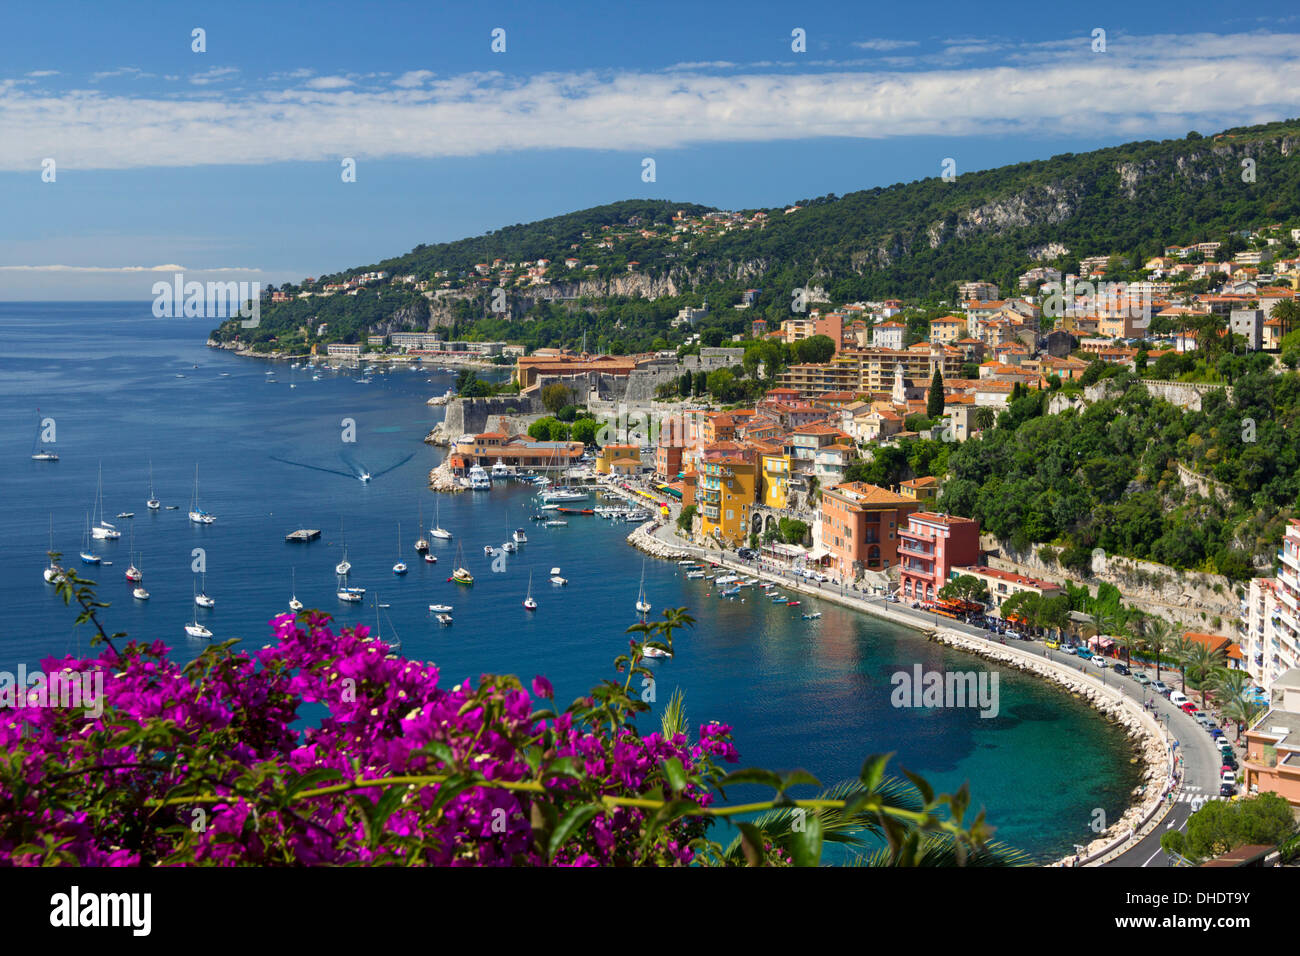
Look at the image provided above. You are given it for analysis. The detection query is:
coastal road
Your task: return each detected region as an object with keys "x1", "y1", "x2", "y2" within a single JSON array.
[{"x1": 624, "y1": 490, "x2": 1231, "y2": 867}]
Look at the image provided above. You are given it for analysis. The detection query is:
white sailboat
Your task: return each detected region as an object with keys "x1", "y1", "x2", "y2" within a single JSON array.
[
  {"x1": 43, "y1": 515, "x2": 63, "y2": 584},
  {"x1": 371, "y1": 593, "x2": 401, "y2": 653},
  {"x1": 337, "y1": 576, "x2": 365, "y2": 603},
  {"x1": 635, "y1": 559, "x2": 652, "y2": 614},
  {"x1": 188, "y1": 464, "x2": 216, "y2": 524},
  {"x1": 523, "y1": 571, "x2": 537, "y2": 611},
  {"x1": 131, "y1": 550, "x2": 149, "y2": 600},
  {"x1": 79, "y1": 513, "x2": 101, "y2": 565},
  {"x1": 194, "y1": 575, "x2": 215, "y2": 608},
  {"x1": 335, "y1": 519, "x2": 352, "y2": 575},
  {"x1": 430, "y1": 499, "x2": 452, "y2": 540},
  {"x1": 30, "y1": 409, "x2": 58, "y2": 461},
  {"x1": 91, "y1": 463, "x2": 120, "y2": 539},
  {"x1": 414, "y1": 502, "x2": 429, "y2": 552},
  {"x1": 146, "y1": 460, "x2": 160, "y2": 510},
  {"x1": 393, "y1": 523, "x2": 408, "y2": 575},
  {"x1": 125, "y1": 527, "x2": 142, "y2": 582},
  {"x1": 184, "y1": 608, "x2": 211, "y2": 639},
  {"x1": 289, "y1": 568, "x2": 303, "y2": 612}
]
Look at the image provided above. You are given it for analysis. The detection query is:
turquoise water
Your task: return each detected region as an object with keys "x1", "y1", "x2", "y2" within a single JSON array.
[{"x1": 0, "y1": 302, "x2": 1141, "y2": 862}]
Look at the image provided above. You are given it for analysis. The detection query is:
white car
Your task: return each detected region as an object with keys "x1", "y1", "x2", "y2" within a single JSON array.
[
  {"x1": 1090, "y1": 655, "x2": 1108, "y2": 668},
  {"x1": 1221, "y1": 770, "x2": 1237, "y2": 785},
  {"x1": 1169, "y1": 691, "x2": 1190, "y2": 707}
]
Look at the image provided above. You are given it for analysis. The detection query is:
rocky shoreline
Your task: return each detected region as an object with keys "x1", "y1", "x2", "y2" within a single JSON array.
[
  {"x1": 426, "y1": 456, "x2": 466, "y2": 494},
  {"x1": 926, "y1": 629, "x2": 1170, "y2": 866}
]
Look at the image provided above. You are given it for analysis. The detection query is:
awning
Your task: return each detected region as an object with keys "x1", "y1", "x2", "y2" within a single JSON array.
[
  {"x1": 1088, "y1": 636, "x2": 1116, "y2": 648},
  {"x1": 807, "y1": 545, "x2": 832, "y2": 561}
]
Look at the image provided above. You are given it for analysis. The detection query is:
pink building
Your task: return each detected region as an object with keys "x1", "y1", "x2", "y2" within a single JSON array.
[{"x1": 898, "y1": 511, "x2": 981, "y2": 604}]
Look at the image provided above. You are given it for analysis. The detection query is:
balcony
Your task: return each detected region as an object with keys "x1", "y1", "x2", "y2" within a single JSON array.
[{"x1": 898, "y1": 541, "x2": 933, "y2": 558}]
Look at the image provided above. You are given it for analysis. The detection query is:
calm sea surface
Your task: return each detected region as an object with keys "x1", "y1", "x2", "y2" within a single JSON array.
[{"x1": 0, "y1": 302, "x2": 1141, "y2": 861}]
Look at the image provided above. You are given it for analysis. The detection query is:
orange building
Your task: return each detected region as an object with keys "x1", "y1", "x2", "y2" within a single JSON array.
[
  {"x1": 819, "y1": 482, "x2": 921, "y2": 578},
  {"x1": 1242, "y1": 668, "x2": 1300, "y2": 808}
]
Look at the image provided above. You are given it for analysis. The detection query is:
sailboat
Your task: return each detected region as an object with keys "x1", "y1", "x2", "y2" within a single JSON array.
[
  {"x1": 194, "y1": 575, "x2": 215, "y2": 608},
  {"x1": 146, "y1": 461, "x2": 160, "y2": 510},
  {"x1": 131, "y1": 552, "x2": 149, "y2": 600},
  {"x1": 371, "y1": 593, "x2": 401, "y2": 653},
  {"x1": 289, "y1": 568, "x2": 303, "y2": 612},
  {"x1": 451, "y1": 542, "x2": 473, "y2": 584},
  {"x1": 393, "y1": 523, "x2": 408, "y2": 575},
  {"x1": 30, "y1": 410, "x2": 58, "y2": 461},
  {"x1": 414, "y1": 502, "x2": 429, "y2": 552},
  {"x1": 336, "y1": 574, "x2": 365, "y2": 603},
  {"x1": 635, "y1": 559, "x2": 652, "y2": 614},
  {"x1": 188, "y1": 464, "x2": 216, "y2": 524},
  {"x1": 43, "y1": 515, "x2": 63, "y2": 584},
  {"x1": 335, "y1": 519, "x2": 352, "y2": 575},
  {"x1": 523, "y1": 571, "x2": 537, "y2": 611},
  {"x1": 79, "y1": 513, "x2": 101, "y2": 565},
  {"x1": 430, "y1": 499, "x2": 452, "y2": 540},
  {"x1": 125, "y1": 527, "x2": 142, "y2": 582},
  {"x1": 91, "y1": 463, "x2": 120, "y2": 539},
  {"x1": 184, "y1": 608, "x2": 212, "y2": 639}
]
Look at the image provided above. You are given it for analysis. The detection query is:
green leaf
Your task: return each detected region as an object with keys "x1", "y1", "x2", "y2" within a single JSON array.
[
  {"x1": 859, "y1": 752, "x2": 894, "y2": 792},
  {"x1": 661, "y1": 757, "x2": 688, "y2": 794},
  {"x1": 548, "y1": 804, "x2": 602, "y2": 860},
  {"x1": 719, "y1": 768, "x2": 783, "y2": 790},
  {"x1": 781, "y1": 769, "x2": 821, "y2": 791},
  {"x1": 286, "y1": 767, "x2": 345, "y2": 796},
  {"x1": 790, "y1": 811, "x2": 824, "y2": 867},
  {"x1": 736, "y1": 822, "x2": 766, "y2": 867},
  {"x1": 901, "y1": 768, "x2": 934, "y2": 806}
]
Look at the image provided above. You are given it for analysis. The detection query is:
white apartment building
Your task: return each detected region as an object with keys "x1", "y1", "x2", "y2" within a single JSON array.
[{"x1": 1244, "y1": 520, "x2": 1300, "y2": 693}]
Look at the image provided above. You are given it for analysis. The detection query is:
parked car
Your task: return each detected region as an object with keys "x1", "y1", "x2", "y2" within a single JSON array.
[
  {"x1": 737, "y1": 548, "x2": 757, "y2": 560},
  {"x1": 1075, "y1": 648, "x2": 1095, "y2": 660},
  {"x1": 1045, "y1": 638, "x2": 1061, "y2": 650},
  {"x1": 1152, "y1": 681, "x2": 1171, "y2": 697},
  {"x1": 1062, "y1": 644, "x2": 1076, "y2": 655},
  {"x1": 1168, "y1": 691, "x2": 1189, "y2": 707},
  {"x1": 1090, "y1": 655, "x2": 1108, "y2": 668},
  {"x1": 1221, "y1": 770, "x2": 1238, "y2": 785},
  {"x1": 1220, "y1": 783, "x2": 1237, "y2": 797},
  {"x1": 1181, "y1": 702, "x2": 1198, "y2": 715},
  {"x1": 1222, "y1": 754, "x2": 1238, "y2": 770},
  {"x1": 1219, "y1": 739, "x2": 1236, "y2": 753},
  {"x1": 1208, "y1": 727, "x2": 1225, "y2": 739},
  {"x1": 1193, "y1": 712, "x2": 1212, "y2": 727},
  {"x1": 1113, "y1": 663, "x2": 1131, "y2": 676},
  {"x1": 1133, "y1": 672, "x2": 1151, "y2": 686}
]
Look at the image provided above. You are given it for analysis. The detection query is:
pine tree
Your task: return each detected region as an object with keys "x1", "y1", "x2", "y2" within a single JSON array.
[{"x1": 927, "y1": 366, "x2": 945, "y2": 418}]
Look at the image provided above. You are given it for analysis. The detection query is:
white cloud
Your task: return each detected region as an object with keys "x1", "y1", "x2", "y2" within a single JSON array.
[
  {"x1": 393, "y1": 70, "x2": 435, "y2": 88},
  {"x1": 304, "y1": 75, "x2": 354, "y2": 90},
  {"x1": 1, "y1": 31, "x2": 1297, "y2": 172},
  {"x1": 92, "y1": 66, "x2": 154, "y2": 82},
  {"x1": 189, "y1": 67, "x2": 240, "y2": 86},
  {"x1": 852, "y1": 39, "x2": 918, "y2": 51},
  {"x1": 25, "y1": 70, "x2": 60, "y2": 78}
]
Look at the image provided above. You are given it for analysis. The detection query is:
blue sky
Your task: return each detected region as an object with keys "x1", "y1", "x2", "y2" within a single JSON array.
[{"x1": 3, "y1": 0, "x2": 1299, "y2": 299}]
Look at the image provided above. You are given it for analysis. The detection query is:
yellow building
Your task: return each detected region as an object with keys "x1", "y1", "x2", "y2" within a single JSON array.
[
  {"x1": 762, "y1": 453, "x2": 794, "y2": 509},
  {"x1": 899, "y1": 476, "x2": 940, "y2": 504},
  {"x1": 595, "y1": 444, "x2": 640, "y2": 474},
  {"x1": 699, "y1": 456, "x2": 758, "y2": 546}
]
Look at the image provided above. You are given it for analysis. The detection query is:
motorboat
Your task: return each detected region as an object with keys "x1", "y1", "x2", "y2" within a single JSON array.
[
  {"x1": 133, "y1": 586, "x2": 150, "y2": 601},
  {"x1": 502, "y1": 541, "x2": 517, "y2": 553},
  {"x1": 436, "y1": 613, "x2": 453, "y2": 626},
  {"x1": 545, "y1": 520, "x2": 567, "y2": 527},
  {"x1": 428, "y1": 604, "x2": 453, "y2": 613},
  {"x1": 483, "y1": 545, "x2": 495, "y2": 556},
  {"x1": 468, "y1": 465, "x2": 491, "y2": 489},
  {"x1": 491, "y1": 460, "x2": 512, "y2": 480},
  {"x1": 641, "y1": 645, "x2": 672, "y2": 659},
  {"x1": 802, "y1": 612, "x2": 822, "y2": 620},
  {"x1": 549, "y1": 567, "x2": 567, "y2": 586},
  {"x1": 424, "y1": 552, "x2": 437, "y2": 563},
  {"x1": 512, "y1": 528, "x2": 527, "y2": 543}
]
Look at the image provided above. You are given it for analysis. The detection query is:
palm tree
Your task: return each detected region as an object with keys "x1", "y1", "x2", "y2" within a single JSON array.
[
  {"x1": 1182, "y1": 642, "x2": 1227, "y2": 708},
  {"x1": 1142, "y1": 617, "x2": 1176, "y2": 681},
  {"x1": 1086, "y1": 606, "x2": 1122, "y2": 654},
  {"x1": 972, "y1": 406, "x2": 996, "y2": 433},
  {"x1": 1221, "y1": 697, "x2": 1263, "y2": 738},
  {"x1": 1168, "y1": 634, "x2": 1196, "y2": 693},
  {"x1": 1208, "y1": 668, "x2": 1253, "y2": 730}
]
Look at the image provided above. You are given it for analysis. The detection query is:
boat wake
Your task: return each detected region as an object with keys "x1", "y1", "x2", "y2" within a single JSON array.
[{"x1": 270, "y1": 451, "x2": 416, "y2": 483}]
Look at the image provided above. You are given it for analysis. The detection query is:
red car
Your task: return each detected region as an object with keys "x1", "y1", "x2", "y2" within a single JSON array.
[{"x1": 1181, "y1": 702, "x2": 1198, "y2": 715}]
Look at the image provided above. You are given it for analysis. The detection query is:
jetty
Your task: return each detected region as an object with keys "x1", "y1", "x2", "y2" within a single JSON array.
[{"x1": 284, "y1": 529, "x2": 321, "y2": 543}]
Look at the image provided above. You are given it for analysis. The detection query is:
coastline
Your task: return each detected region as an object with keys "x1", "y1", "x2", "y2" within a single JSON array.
[
  {"x1": 617, "y1": 500, "x2": 1171, "y2": 867},
  {"x1": 205, "y1": 338, "x2": 498, "y2": 368}
]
